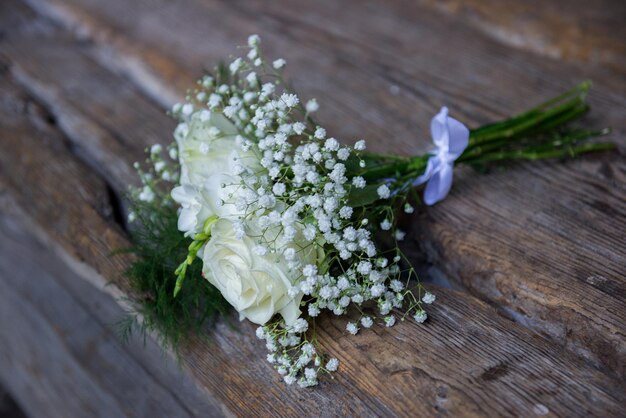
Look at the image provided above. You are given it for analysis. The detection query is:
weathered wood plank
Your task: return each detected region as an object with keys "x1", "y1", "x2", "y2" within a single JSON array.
[
  {"x1": 415, "y1": 0, "x2": 626, "y2": 70},
  {"x1": 0, "y1": 78, "x2": 228, "y2": 418},
  {"x1": 13, "y1": 0, "x2": 626, "y2": 378},
  {"x1": 0, "y1": 209, "x2": 229, "y2": 418},
  {"x1": 1, "y1": 22, "x2": 626, "y2": 417}
]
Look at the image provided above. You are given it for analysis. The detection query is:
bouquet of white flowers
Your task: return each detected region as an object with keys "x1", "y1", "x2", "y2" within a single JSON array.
[{"x1": 124, "y1": 35, "x2": 613, "y2": 387}]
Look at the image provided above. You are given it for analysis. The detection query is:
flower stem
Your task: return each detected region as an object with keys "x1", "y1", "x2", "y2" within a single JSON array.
[
  {"x1": 173, "y1": 215, "x2": 219, "y2": 297},
  {"x1": 359, "y1": 82, "x2": 612, "y2": 189}
]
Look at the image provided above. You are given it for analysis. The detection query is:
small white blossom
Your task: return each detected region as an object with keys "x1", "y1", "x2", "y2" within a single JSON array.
[
  {"x1": 384, "y1": 316, "x2": 396, "y2": 327},
  {"x1": 246, "y1": 72, "x2": 258, "y2": 87},
  {"x1": 308, "y1": 305, "x2": 320, "y2": 317},
  {"x1": 248, "y1": 34, "x2": 260, "y2": 47},
  {"x1": 314, "y1": 127, "x2": 326, "y2": 139},
  {"x1": 326, "y1": 358, "x2": 339, "y2": 372},
  {"x1": 324, "y1": 138, "x2": 339, "y2": 151},
  {"x1": 272, "y1": 182, "x2": 286, "y2": 196},
  {"x1": 354, "y1": 139, "x2": 366, "y2": 151},
  {"x1": 273, "y1": 58, "x2": 286, "y2": 69},
  {"x1": 377, "y1": 184, "x2": 391, "y2": 199},
  {"x1": 414, "y1": 311, "x2": 428, "y2": 323},
  {"x1": 422, "y1": 292, "x2": 436, "y2": 304},
  {"x1": 339, "y1": 206, "x2": 353, "y2": 219},
  {"x1": 229, "y1": 58, "x2": 243, "y2": 74},
  {"x1": 304, "y1": 368, "x2": 317, "y2": 380},
  {"x1": 303, "y1": 264, "x2": 317, "y2": 277},
  {"x1": 336, "y1": 148, "x2": 350, "y2": 161},
  {"x1": 352, "y1": 176, "x2": 366, "y2": 188},
  {"x1": 370, "y1": 283, "x2": 385, "y2": 297},
  {"x1": 208, "y1": 93, "x2": 221, "y2": 108},
  {"x1": 356, "y1": 261, "x2": 372, "y2": 275},
  {"x1": 138, "y1": 186, "x2": 155, "y2": 202},
  {"x1": 361, "y1": 316, "x2": 374, "y2": 328},
  {"x1": 154, "y1": 161, "x2": 165, "y2": 172},
  {"x1": 292, "y1": 318, "x2": 309, "y2": 333},
  {"x1": 390, "y1": 279, "x2": 404, "y2": 292},
  {"x1": 346, "y1": 322, "x2": 359, "y2": 335},
  {"x1": 292, "y1": 122, "x2": 306, "y2": 135},
  {"x1": 352, "y1": 294, "x2": 364, "y2": 304},
  {"x1": 280, "y1": 93, "x2": 299, "y2": 108},
  {"x1": 305, "y1": 99, "x2": 319, "y2": 113},
  {"x1": 283, "y1": 247, "x2": 296, "y2": 261}
]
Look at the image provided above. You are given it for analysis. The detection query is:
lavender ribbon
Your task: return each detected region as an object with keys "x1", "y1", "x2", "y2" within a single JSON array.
[{"x1": 413, "y1": 107, "x2": 469, "y2": 205}]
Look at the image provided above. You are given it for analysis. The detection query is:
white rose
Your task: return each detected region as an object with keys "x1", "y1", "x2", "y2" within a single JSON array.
[
  {"x1": 201, "y1": 218, "x2": 321, "y2": 326},
  {"x1": 175, "y1": 111, "x2": 259, "y2": 186},
  {"x1": 172, "y1": 111, "x2": 260, "y2": 234},
  {"x1": 171, "y1": 184, "x2": 212, "y2": 235}
]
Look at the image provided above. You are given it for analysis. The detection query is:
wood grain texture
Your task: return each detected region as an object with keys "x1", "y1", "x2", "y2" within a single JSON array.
[
  {"x1": 0, "y1": 79, "x2": 228, "y2": 417},
  {"x1": 14, "y1": 0, "x2": 626, "y2": 378},
  {"x1": 415, "y1": 0, "x2": 626, "y2": 70},
  {"x1": 0, "y1": 211, "x2": 229, "y2": 418},
  {"x1": 1, "y1": 25, "x2": 626, "y2": 417}
]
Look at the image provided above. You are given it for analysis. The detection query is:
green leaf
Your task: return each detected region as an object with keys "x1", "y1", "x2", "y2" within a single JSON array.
[{"x1": 347, "y1": 184, "x2": 381, "y2": 207}]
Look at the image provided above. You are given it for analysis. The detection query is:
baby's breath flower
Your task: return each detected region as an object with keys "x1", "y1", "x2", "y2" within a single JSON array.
[
  {"x1": 292, "y1": 318, "x2": 309, "y2": 333},
  {"x1": 338, "y1": 206, "x2": 353, "y2": 219},
  {"x1": 377, "y1": 184, "x2": 391, "y2": 199},
  {"x1": 414, "y1": 311, "x2": 428, "y2": 323},
  {"x1": 273, "y1": 58, "x2": 286, "y2": 69},
  {"x1": 280, "y1": 93, "x2": 299, "y2": 108},
  {"x1": 158, "y1": 36, "x2": 436, "y2": 388},
  {"x1": 422, "y1": 292, "x2": 436, "y2": 304},
  {"x1": 352, "y1": 176, "x2": 366, "y2": 188},
  {"x1": 314, "y1": 127, "x2": 326, "y2": 139},
  {"x1": 139, "y1": 186, "x2": 155, "y2": 202},
  {"x1": 308, "y1": 305, "x2": 320, "y2": 317},
  {"x1": 384, "y1": 315, "x2": 396, "y2": 327},
  {"x1": 303, "y1": 264, "x2": 317, "y2": 277},
  {"x1": 390, "y1": 279, "x2": 404, "y2": 292},
  {"x1": 346, "y1": 322, "x2": 359, "y2": 335},
  {"x1": 305, "y1": 99, "x2": 319, "y2": 113},
  {"x1": 325, "y1": 358, "x2": 339, "y2": 372},
  {"x1": 248, "y1": 34, "x2": 260, "y2": 47}
]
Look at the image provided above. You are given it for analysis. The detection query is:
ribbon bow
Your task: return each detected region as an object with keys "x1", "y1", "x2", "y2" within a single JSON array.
[{"x1": 413, "y1": 107, "x2": 469, "y2": 205}]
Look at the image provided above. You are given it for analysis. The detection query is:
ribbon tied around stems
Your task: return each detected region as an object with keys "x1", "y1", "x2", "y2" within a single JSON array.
[{"x1": 412, "y1": 107, "x2": 469, "y2": 205}]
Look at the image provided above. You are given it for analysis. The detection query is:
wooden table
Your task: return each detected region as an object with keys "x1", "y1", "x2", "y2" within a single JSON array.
[{"x1": 1, "y1": 0, "x2": 625, "y2": 416}]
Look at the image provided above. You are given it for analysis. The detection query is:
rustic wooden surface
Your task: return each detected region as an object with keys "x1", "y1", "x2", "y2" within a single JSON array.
[{"x1": 0, "y1": 0, "x2": 625, "y2": 416}]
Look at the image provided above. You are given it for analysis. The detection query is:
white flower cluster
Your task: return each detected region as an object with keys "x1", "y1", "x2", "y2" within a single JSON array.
[{"x1": 134, "y1": 35, "x2": 433, "y2": 387}]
